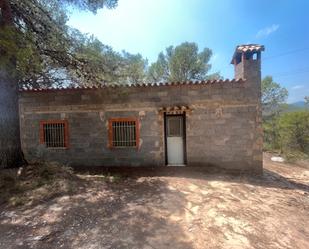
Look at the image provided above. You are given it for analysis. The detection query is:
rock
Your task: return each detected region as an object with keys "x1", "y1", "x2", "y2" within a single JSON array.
[
  {"x1": 28, "y1": 235, "x2": 44, "y2": 241},
  {"x1": 271, "y1": 156, "x2": 285, "y2": 162}
]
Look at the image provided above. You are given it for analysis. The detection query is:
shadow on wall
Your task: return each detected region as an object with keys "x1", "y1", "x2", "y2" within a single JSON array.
[{"x1": 0, "y1": 177, "x2": 194, "y2": 249}]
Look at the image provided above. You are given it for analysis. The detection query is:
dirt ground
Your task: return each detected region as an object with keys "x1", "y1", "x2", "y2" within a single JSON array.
[{"x1": 0, "y1": 153, "x2": 308, "y2": 249}]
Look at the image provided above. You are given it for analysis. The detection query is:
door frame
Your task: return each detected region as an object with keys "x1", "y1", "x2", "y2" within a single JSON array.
[{"x1": 164, "y1": 112, "x2": 187, "y2": 166}]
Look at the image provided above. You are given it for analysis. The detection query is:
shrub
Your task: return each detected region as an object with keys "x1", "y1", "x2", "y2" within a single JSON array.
[
  {"x1": 278, "y1": 111, "x2": 309, "y2": 154},
  {"x1": 263, "y1": 110, "x2": 309, "y2": 158}
]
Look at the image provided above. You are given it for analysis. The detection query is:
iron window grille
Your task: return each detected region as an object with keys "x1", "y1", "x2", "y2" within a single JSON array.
[
  {"x1": 40, "y1": 120, "x2": 69, "y2": 148},
  {"x1": 108, "y1": 118, "x2": 139, "y2": 148}
]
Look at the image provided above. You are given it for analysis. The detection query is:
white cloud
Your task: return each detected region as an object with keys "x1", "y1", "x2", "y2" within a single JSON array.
[
  {"x1": 256, "y1": 24, "x2": 280, "y2": 38},
  {"x1": 291, "y1": 85, "x2": 305, "y2": 90}
]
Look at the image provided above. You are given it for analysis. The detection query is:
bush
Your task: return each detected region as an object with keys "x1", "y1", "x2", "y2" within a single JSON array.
[
  {"x1": 278, "y1": 111, "x2": 309, "y2": 154},
  {"x1": 263, "y1": 110, "x2": 309, "y2": 158}
]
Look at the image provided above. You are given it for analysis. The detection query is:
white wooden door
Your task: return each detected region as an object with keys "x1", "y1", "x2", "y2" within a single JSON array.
[{"x1": 166, "y1": 115, "x2": 185, "y2": 166}]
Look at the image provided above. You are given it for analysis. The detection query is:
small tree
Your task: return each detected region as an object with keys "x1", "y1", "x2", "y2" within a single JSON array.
[
  {"x1": 121, "y1": 51, "x2": 147, "y2": 84},
  {"x1": 262, "y1": 76, "x2": 288, "y2": 116},
  {"x1": 262, "y1": 76, "x2": 288, "y2": 151},
  {"x1": 278, "y1": 111, "x2": 309, "y2": 155},
  {"x1": 147, "y1": 42, "x2": 220, "y2": 83}
]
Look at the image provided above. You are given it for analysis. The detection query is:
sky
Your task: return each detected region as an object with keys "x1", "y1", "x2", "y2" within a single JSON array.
[{"x1": 68, "y1": 0, "x2": 309, "y2": 103}]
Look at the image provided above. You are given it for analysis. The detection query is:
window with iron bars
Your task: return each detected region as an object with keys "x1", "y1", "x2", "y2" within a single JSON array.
[
  {"x1": 109, "y1": 118, "x2": 139, "y2": 148},
  {"x1": 40, "y1": 120, "x2": 69, "y2": 148}
]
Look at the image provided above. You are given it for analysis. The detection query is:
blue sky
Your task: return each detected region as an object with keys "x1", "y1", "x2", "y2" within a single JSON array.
[{"x1": 68, "y1": 0, "x2": 309, "y2": 103}]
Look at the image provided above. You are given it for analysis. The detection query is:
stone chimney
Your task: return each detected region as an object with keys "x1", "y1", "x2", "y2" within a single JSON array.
[
  {"x1": 231, "y1": 44, "x2": 265, "y2": 83},
  {"x1": 232, "y1": 45, "x2": 265, "y2": 173}
]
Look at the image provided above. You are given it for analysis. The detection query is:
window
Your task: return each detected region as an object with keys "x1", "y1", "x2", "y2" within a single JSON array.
[
  {"x1": 108, "y1": 118, "x2": 139, "y2": 148},
  {"x1": 40, "y1": 120, "x2": 69, "y2": 148},
  {"x1": 167, "y1": 116, "x2": 183, "y2": 137}
]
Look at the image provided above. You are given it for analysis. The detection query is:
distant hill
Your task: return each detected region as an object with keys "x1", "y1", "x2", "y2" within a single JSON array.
[
  {"x1": 290, "y1": 101, "x2": 306, "y2": 108},
  {"x1": 262, "y1": 101, "x2": 308, "y2": 117},
  {"x1": 285, "y1": 101, "x2": 308, "y2": 112}
]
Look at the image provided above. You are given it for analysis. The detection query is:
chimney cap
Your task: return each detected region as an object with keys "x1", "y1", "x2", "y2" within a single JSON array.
[{"x1": 231, "y1": 44, "x2": 265, "y2": 64}]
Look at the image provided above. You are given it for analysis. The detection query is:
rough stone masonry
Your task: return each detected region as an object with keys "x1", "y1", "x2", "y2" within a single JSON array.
[{"x1": 19, "y1": 44, "x2": 264, "y2": 173}]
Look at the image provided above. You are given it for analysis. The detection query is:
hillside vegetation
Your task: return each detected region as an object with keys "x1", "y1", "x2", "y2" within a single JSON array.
[{"x1": 262, "y1": 76, "x2": 309, "y2": 160}]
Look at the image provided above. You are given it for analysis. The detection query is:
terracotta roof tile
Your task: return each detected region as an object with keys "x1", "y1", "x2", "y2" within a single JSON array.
[
  {"x1": 236, "y1": 44, "x2": 265, "y2": 53},
  {"x1": 19, "y1": 78, "x2": 245, "y2": 93},
  {"x1": 231, "y1": 44, "x2": 265, "y2": 64}
]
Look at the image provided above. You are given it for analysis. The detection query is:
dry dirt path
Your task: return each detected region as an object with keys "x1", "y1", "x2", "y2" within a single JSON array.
[{"x1": 0, "y1": 154, "x2": 308, "y2": 249}]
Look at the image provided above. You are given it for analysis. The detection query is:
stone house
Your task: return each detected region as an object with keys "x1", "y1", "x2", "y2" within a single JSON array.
[{"x1": 19, "y1": 44, "x2": 264, "y2": 173}]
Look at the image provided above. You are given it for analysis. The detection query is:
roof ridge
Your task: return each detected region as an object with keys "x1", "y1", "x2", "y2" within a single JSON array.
[{"x1": 20, "y1": 78, "x2": 245, "y2": 92}]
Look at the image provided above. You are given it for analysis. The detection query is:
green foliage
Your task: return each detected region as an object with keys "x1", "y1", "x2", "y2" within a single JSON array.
[
  {"x1": 147, "y1": 42, "x2": 220, "y2": 82},
  {"x1": 262, "y1": 76, "x2": 309, "y2": 160},
  {"x1": 63, "y1": 0, "x2": 118, "y2": 13},
  {"x1": 69, "y1": 32, "x2": 124, "y2": 85},
  {"x1": 2, "y1": 2, "x2": 221, "y2": 87},
  {"x1": 70, "y1": 32, "x2": 148, "y2": 85},
  {"x1": 263, "y1": 116, "x2": 281, "y2": 150},
  {"x1": 147, "y1": 52, "x2": 169, "y2": 82},
  {"x1": 278, "y1": 111, "x2": 309, "y2": 153},
  {"x1": 264, "y1": 111, "x2": 309, "y2": 157},
  {"x1": 0, "y1": 19, "x2": 146, "y2": 88},
  {"x1": 262, "y1": 76, "x2": 288, "y2": 116},
  {"x1": 121, "y1": 51, "x2": 147, "y2": 84},
  {"x1": 0, "y1": 0, "x2": 119, "y2": 88}
]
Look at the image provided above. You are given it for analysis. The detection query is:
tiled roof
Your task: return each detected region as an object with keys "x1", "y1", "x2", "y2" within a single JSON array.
[
  {"x1": 159, "y1": 105, "x2": 192, "y2": 114},
  {"x1": 19, "y1": 78, "x2": 245, "y2": 92},
  {"x1": 235, "y1": 44, "x2": 265, "y2": 53},
  {"x1": 231, "y1": 44, "x2": 265, "y2": 64}
]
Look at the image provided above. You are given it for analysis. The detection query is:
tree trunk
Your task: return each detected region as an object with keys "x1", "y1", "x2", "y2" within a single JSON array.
[
  {"x1": 0, "y1": 68, "x2": 24, "y2": 168},
  {"x1": 0, "y1": 0, "x2": 25, "y2": 168}
]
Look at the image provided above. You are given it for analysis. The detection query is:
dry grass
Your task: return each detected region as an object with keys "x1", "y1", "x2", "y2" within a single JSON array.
[
  {"x1": 0, "y1": 162, "x2": 125, "y2": 207},
  {"x1": 0, "y1": 162, "x2": 79, "y2": 206}
]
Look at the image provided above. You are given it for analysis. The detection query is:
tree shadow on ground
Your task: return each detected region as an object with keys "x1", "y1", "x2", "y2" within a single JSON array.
[
  {"x1": 74, "y1": 166, "x2": 309, "y2": 193},
  {"x1": 257, "y1": 168, "x2": 309, "y2": 192},
  {"x1": 0, "y1": 177, "x2": 194, "y2": 249}
]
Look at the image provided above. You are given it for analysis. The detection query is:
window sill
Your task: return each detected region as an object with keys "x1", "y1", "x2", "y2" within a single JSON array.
[
  {"x1": 110, "y1": 147, "x2": 138, "y2": 149},
  {"x1": 44, "y1": 147, "x2": 69, "y2": 150}
]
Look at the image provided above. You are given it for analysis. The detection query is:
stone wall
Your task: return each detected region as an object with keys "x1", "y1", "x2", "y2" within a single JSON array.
[{"x1": 19, "y1": 78, "x2": 262, "y2": 173}]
